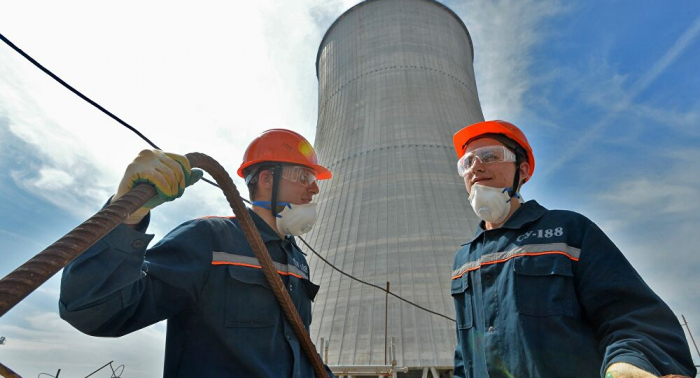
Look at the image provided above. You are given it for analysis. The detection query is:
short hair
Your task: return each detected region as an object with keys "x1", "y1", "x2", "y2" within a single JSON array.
[{"x1": 244, "y1": 163, "x2": 276, "y2": 201}]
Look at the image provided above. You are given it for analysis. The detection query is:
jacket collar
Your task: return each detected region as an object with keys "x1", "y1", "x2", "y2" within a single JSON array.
[
  {"x1": 248, "y1": 208, "x2": 281, "y2": 243},
  {"x1": 465, "y1": 200, "x2": 547, "y2": 245},
  {"x1": 248, "y1": 208, "x2": 300, "y2": 248}
]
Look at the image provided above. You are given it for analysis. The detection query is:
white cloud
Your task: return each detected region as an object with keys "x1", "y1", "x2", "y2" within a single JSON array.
[
  {"x1": 595, "y1": 148, "x2": 700, "y2": 224},
  {"x1": 451, "y1": 0, "x2": 567, "y2": 120},
  {"x1": 0, "y1": 0, "x2": 365, "y2": 226},
  {"x1": 599, "y1": 178, "x2": 697, "y2": 214},
  {"x1": 1, "y1": 311, "x2": 165, "y2": 377}
]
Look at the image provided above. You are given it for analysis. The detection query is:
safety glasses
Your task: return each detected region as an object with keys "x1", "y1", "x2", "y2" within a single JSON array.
[
  {"x1": 281, "y1": 165, "x2": 318, "y2": 187},
  {"x1": 457, "y1": 146, "x2": 516, "y2": 177}
]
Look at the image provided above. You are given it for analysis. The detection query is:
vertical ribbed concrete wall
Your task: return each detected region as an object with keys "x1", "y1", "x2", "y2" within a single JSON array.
[{"x1": 304, "y1": 0, "x2": 484, "y2": 369}]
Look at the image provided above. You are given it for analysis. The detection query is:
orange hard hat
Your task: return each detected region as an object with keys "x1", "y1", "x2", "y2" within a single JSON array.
[
  {"x1": 453, "y1": 120, "x2": 535, "y2": 178},
  {"x1": 237, "y1": 129, "x2": 332, "y2": 180}
]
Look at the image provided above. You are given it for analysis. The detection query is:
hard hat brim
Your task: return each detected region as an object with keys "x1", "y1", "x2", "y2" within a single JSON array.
[
  {"x1": 237, "y1": 159, "x2": 332, "y2": 180},
  {"x1": 453, "y1": 120, "x2": 535, "y2": 178}
]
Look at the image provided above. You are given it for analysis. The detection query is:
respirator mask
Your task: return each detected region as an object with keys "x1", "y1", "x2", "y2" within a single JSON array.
[
  {"x1": 253, "y1": 201, "x2": 318, "y2": 236},
  {"x1": 468, "y1": 184, "x2": 520, "y2": 224}
]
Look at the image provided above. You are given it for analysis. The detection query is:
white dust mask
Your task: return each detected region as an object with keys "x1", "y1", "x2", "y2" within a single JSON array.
[
  {"x1": 468, "y1": 184, "x2": 519, "y2": 224},
  {"x1": 276, "y1": 203, "x2": 318, "y2": 236}
]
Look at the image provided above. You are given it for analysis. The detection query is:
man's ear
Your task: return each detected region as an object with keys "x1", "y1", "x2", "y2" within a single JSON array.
[
  {"x1": 257, "y1": 170, "x2": 274, "y2": 190},
  {"x1": 519, "y1": 162, "x2": 531, "y2": 184}
]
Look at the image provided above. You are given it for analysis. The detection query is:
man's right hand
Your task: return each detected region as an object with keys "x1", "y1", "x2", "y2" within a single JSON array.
[{"x1": 113, "y1": 150, "x2": 202, "y2": 225}]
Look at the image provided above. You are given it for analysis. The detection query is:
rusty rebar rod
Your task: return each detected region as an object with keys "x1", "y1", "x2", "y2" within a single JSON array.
[
  {"x1": 0, "y1": 361, "x2": 22, "y2": 378},
  {"x1": 186, "y1": 153, "x2": 328, "y2": 378},
  {"x1": 0, "y1": 184, "x2": 157, "y2": 318},
  {"x1": 0, "y1": 152, "x2": 326, "y2": 378}
]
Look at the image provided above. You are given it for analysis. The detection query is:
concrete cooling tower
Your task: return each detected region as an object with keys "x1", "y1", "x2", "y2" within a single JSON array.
[{"x1": 303, "y1": 0, "x2": 484, "y2": 375}]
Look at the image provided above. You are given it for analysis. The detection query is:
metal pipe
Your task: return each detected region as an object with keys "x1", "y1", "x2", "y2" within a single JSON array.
[
  {"x1": 384, "y1": 281, "x2": 390, "y2": 365},
  {"x1": 329, "y1": 365, "x2": 409, "y2": 376}
]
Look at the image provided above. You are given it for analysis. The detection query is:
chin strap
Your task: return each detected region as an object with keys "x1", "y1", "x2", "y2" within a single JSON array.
[
  {"x1": 511, "y1": 156, "x2": 522, "y2": 198},
  {"x1": 252, "y1": 201, "x2": 290, "y2": 218},
  {"x1": 270, "y1": 164, "x2": 283, "y2": 218}
]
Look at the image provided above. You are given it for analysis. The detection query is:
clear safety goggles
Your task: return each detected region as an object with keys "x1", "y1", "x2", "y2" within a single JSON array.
[
  {"x1": 281, "y1": 165, "x2": 318, "y2": 187},
  {"x1": 457, "y1": 146, "x2": 516, "y2": 177}
]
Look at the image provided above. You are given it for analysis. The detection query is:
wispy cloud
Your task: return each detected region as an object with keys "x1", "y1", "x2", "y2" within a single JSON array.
[
  {"x1": 628, "y1": 16, "x2": 700, "y2": 98},
  {"x1": 0, "y1": 229, "x2": 47, "y2": 250},
  {"x1": 1, "y1": 311, "x2": 165, "y2": 377},
  {"x1": 592, "y1": 148, "x2": 700, "y2": 230},
  {"x1": 0, "y1": 0, "x2": 363, "y2": 226},
  {"x1": 450, "y1": 0, "x2": 567, "y2": 121},
  {"x1": 543, "y1": 15, "x2": 700, "y2": 176}
]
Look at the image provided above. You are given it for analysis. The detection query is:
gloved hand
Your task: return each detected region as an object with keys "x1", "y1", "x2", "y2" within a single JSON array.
[
  {"x1": 113, "y1": 150, "x2": 203, "y2": 224},
  {"x1": 605, "y1": 362, "x2": 657, "y2": 377}
]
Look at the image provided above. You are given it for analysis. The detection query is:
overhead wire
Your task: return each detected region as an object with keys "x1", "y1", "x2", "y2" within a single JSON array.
[
  {"x1": 297, "y1": 237, "x2": 455, "y2": 322},
  {"x1": 0, "y1": 32, "x2": 455, "y2": 323},
  {"x1": 0, "y1": 32, "x2": 221, "y2": 190}
]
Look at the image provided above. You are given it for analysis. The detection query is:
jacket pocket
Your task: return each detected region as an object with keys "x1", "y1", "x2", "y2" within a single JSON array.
[
  {"x1": 513, "y1": 254, "x2": 575, "y2": 317},
  {"x1": 450, "y1": 275, "x2": 473, "y2": 329},
  {"x1": 225, "y1": 265, "x2": 278, "y2": 328},
  {"x1": 298, "y1": 279, "x2": 319, "y2": 327}
]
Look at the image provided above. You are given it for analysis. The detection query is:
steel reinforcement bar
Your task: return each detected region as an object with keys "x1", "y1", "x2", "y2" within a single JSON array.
[{"x1": 0, "y1": 152, "x2": 327, "y2": 378}]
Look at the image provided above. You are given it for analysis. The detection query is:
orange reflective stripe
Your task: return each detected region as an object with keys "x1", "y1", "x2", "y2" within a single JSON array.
[
  {"x1": 212, "y1": 261, "x2": 306, "y2": 279},
  {"x1": 211, "y1": 252, "x2": 309, "y2": 280},
  {"x1": 451, "y1": 251, "x2": 577, "y2": 280},
  {"x1": 212, "y1": 261, "x2": 261, "y2": 269},
  {"x1": 451, "y1": 243, "x2": 581, "y2": 280}
]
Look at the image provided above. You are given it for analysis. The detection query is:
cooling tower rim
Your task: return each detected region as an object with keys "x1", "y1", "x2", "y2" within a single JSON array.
[{"x1": 315, "y1": 0, "x2": 475, "y2": 78}]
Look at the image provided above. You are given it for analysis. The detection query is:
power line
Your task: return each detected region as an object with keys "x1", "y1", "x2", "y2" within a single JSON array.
[
  {"x1": 0, "y1": 33, "x2": 160, "y2": 150},
  {"x1": 0, "y1": 32, "x2": 221, "y2": 190},
  {"x1": 298, "y1": 237, "x2": 455, "y2": 322},
  {"x1": 0, "y1": 31, "x2": 455, "y2": 323}
]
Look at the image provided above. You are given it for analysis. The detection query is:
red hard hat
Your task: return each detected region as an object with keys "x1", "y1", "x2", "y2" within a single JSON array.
[
  {"x1": 453, "y1": 120, "x2": 535, "y2": 179},
  {"x1": 237, "y1": 129, "x2": 332, "y2": 180}
]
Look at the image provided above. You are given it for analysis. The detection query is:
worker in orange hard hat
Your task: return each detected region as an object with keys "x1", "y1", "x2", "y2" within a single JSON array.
[
  {"x1": 450, "y1": 120, "x2": 695, "y2": 378},
  {"x1": 238, "y1": 129, "x2": 331, "y2": 237},
  {"x1": 59, "y1": 129, "x2": 336, "y2": 377}
]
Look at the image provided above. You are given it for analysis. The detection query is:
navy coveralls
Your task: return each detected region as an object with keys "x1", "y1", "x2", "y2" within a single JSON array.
[
  {"x1": 451, "y1": 200, "x2": 695, "y2": 378},
  {"x1": 60, "y1": 209, "x2": 333, "y2": 378}
]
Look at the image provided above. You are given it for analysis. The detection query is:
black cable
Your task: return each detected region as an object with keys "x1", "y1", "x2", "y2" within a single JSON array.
[
  {"x1": 0, "y1": 32, "x2": 226, "y2": 193},
  {"x1": 298, "y1": 237, "x2": 456, "y2": 323},
  {"x1": 1, "y1": 31, "x2": 452, "y2": 322},
  {"x1": 0, "y1": 32, "x2": 160, "y2": 150}
]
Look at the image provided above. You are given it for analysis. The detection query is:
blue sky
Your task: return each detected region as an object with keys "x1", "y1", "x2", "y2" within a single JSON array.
[{"x1": 1, "y1": 0, "x2": 699, "y2": 376}]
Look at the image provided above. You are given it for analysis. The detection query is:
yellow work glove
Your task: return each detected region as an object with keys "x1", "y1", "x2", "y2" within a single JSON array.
[
  {"x1": 113, "y1": 150, "x2": 203, "y2": 224},
  {"x1": 605, "y1": 362, "x2": 657, "y2": 378}
]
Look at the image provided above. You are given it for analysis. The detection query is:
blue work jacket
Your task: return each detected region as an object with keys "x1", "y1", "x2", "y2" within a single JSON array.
[
  {"x1": 451, "y1": 200, "x2": 695, "y2": 378},
  {"x1": 60, "y1": 208, "x2": 333, "y2": 378}
]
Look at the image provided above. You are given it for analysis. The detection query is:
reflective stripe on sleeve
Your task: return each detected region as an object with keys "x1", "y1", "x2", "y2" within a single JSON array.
[
  {"x1": 212, "y1": 251, "x2": 309, "y2": 280},
  {"x1": 451, "y1": 242, "x2": 581, "y2": 280}
]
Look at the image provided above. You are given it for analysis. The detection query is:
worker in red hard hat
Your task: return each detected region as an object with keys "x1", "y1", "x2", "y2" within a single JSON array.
[
  {"x1": 450, "y1": 120, "x2": 695, "y2": 378},
  {"x1": 59, "y1": 129, "x2": 335, "y2": 377}
]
